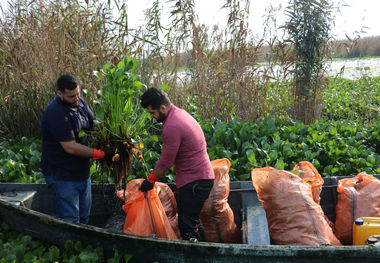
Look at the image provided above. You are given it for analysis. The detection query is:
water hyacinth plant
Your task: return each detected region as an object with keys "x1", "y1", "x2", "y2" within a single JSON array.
[{"x1": 91, "y1": 56, "x2": 151, "y2": 188}]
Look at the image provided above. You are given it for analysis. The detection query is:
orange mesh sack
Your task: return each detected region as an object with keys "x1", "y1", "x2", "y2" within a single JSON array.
[
  {"x1": 155, "y1": 182, "x2": 181, "y2": 239},
  {"x1": 292, "y1": 161, "x2": 335, "y2": 229},
  {"x1": 200, "y1": 158, "x2": 241, "y2": 243},
  {"x1": 334, "y1": 172, "x2": 380, "y2": 245},
  {"x1": 251, "y1": 167, "x2": 341, "y2": 246},
  {"x1": 116, "y1": 180, "x2": 181, "y2": 238},
  {"x1": 293, "y1": 161, "x2": 324, "y2": 204},
  {"x1": 121, "y1": 179, "x2": 178, "y2": 239}
]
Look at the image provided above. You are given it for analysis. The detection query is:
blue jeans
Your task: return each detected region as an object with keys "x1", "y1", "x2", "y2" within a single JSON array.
[{"x1": 45, "y1": 176, "x2": 92, "y2": 224}]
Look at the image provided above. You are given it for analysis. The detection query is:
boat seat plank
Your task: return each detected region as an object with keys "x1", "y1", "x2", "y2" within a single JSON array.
[
  {"x1": 0, "y1": 191, "x2": 37, "y2": 207},
  {"x1": 240, "y1": 185, "x2": 270, "y2": 245}
]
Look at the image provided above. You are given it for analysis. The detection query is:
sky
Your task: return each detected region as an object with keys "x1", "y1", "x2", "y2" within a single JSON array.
[
  {"x1": 124, "y1": 0, "x2": 380, "y2": 40},
  {"x1": 1, "y1": 0, "x2": 379, "y2": 40}
]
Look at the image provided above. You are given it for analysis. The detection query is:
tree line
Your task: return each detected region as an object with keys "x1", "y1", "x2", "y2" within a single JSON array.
[{"x1": 332, "y1": 36, "x2": 380, "y2": 58}]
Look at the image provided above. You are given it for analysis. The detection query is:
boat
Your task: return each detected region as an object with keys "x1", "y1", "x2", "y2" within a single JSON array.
[{"x1": 0, "y1": 177, "x2": 380, "y2": 263}]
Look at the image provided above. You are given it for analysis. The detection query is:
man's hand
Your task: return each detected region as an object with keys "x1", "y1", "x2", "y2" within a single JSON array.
[
  {"x1": 139, "y1": 179, "x2": 154, "y2": 192},
  {"x1": 102, "y1": 147, "x2": 114, "y2": 162},
  {"x1": 139, "y1": 170, "x2": 160, "y2": 192},
  {"x1": 92, "y1": 147, "x2": 114, "y2": 161}
]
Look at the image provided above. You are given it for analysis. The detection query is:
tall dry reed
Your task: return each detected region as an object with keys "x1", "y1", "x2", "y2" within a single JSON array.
[
  {"x1": 0, "y1": 0, "x2": 130, "y2": 138},
  {"x1": 144, "y1": 0, "x2": 292, "y2": 122}
]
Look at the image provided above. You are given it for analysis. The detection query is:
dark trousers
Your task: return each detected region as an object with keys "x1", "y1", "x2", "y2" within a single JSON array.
[{"x1": 176, "y1": 179, "x2": 214, "y2": 241}]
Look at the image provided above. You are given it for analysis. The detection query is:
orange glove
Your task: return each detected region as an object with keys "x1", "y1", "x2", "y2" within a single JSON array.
[
  {"x1": 139, "y1": 170, "x2": 160, "y2": 192},
  {"x1": 92, "y1": 149, "x2": 105, "y2": 160},
  {"x1": 93, "y1": 148, "x2": 115, "y2": 161},
  {"x1": 147, "y1": 170, "x2": 160, "y2": 184}
]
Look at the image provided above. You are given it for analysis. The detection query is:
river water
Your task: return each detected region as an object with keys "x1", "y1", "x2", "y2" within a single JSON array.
[
  {"x1": 328, "y1": 57, "x2": 380, "y2": 79},
  {"x1": 175, "y1": 57, "x2": 380, "y2": 83}
]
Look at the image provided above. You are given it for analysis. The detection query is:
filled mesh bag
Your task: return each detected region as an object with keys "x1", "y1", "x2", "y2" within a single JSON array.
[
  {"x1": 334, "y1": 172, "x2": 380, "y2": 245},
  {"x1": 200, "y1": 158, "x2": 241, "y2": 243},
  {"x1": 117, "y1": 180, "x2": 180, "y2": 238},
  {"x1": 293, "y1": 161, "x2": 324, "y2": 204},
  {"x1": 119, "y1": 179, "x2": 178, "y2": 239},
  {"x1": 155, "y1": 182, "x2": 181, "y2": 239},
  {"x1": 293, "y1": 161, "x2": 334, "y2": 229},
  {"x1": 251, "y1": 167, "x2": 341, "y2": 246}
]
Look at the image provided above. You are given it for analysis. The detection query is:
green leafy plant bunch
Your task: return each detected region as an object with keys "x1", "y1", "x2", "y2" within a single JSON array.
[
  {"x1": 91, "y1": 56, "x2": 151, "y2": 188},
  {"x1": 0, "y1": 137, "x2": 43, "y2": 183}
]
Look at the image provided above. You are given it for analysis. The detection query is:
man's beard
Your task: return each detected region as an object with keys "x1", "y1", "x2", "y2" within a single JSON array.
[
  {"x1": 62, "y1": 98, "x2": 79, "y2": 108},
  {"x1": 156, "y1": 110, "x2": 166, "y2": 123}
]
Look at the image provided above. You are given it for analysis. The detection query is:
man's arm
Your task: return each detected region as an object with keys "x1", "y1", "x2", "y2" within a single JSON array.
[
  {"x1": 60, "y1": 140, "x2": 114, "y2": 161},
  {"x1": 139, "y1": 126, "x2": 180, "y2": 192},
  {"x1": 59, "y1": 140, "x2": 93, "y2": 158},
  {"x1": 155, "y1": 125, "x2": 181, "y2": 172},
  {"x1": 139, "y1": 166, "x2": 165, "y2": 192},
  {"x1": 152, "y1": 166, "x2": 166, "y2": 180}
]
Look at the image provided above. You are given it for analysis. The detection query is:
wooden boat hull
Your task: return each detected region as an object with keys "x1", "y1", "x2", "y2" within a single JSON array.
[{"x1": 0, "y1": 181, "x2": 380, "y2": 263}]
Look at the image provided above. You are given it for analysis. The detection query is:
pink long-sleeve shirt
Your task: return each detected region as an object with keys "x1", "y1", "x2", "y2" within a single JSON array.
[{"x1": 156, "y1": 105, "x2": 214, "y2": 188}]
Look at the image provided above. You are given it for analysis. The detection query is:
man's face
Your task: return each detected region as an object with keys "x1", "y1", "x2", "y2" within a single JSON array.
[
  {"x1": 58, "y1": 87, "x2": 80, "y2": 108},
  {"x1": 147, "y1": 105, "x2": 167, "y2": 123}
]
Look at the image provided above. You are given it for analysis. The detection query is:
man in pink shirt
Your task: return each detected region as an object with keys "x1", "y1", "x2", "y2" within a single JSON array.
[{"x1": 139, "y1": 87, "x2": 214, "y2": 241}]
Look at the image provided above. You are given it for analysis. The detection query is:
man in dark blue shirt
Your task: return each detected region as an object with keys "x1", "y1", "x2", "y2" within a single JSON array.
[{"x1": 40, "y1": 74, "x2": 112, "y2": 224}]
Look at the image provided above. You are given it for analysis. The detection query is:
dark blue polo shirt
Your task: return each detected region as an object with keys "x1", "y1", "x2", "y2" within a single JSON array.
[{"x1": 40, "y1": 95, "x2": 94, "y2": 181}]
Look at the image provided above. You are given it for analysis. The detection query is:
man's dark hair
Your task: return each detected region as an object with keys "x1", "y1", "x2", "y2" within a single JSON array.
[
  {"x1": 57, "y1": 74, "x2": 78, "y2": 92},
  {"x1": 140, "y1": 87, "x2": 171, "y2": 109}
]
